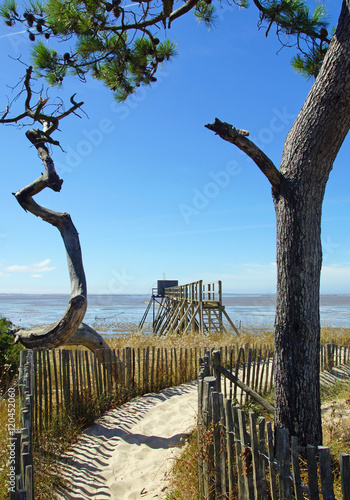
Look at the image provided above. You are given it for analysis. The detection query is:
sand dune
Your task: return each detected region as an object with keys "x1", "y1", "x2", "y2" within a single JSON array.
[{"x1": 55, "y1": 381, "x2": 198, "y2": 499}]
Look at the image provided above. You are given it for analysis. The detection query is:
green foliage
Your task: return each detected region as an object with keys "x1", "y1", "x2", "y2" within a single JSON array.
[
  {"x1": 194, "y1": 1, "x2": 217, "y2": 29},
  {"x1": 257, "y1": 0, "x2": 331, "y2": 77},
  {"x1": 0, "y1": 0, "x2": 17, "y2": 24},
  {"x1": 291, "y1": 45, "x2": 328, "y2": 78},
  {"x1": 0, "y1": 0, "x2": 333, "y2": 91},
  {"x1": 0, "y1": 317, "x2": 23, "y2": 392}
]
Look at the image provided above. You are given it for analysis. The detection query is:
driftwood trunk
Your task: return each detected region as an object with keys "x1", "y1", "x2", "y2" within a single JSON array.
[{"x1": 10, "y1": 125, "x2": 109, "y2": 351}]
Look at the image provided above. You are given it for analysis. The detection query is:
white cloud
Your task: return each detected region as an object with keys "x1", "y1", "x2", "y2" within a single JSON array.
[
  {"x1": 31, "y1": 274, "x2": 43, "y2": 278},
  {"x1": 6, "y1": 264, "x2": 29, "y2": 273},
  {"x1": 321, "y1": 264, "x2": 350, "y2": 293},
  {"x1": 199, "y1": 262, "x2": 277, "y2": 293},
  {"x1": 5, "y1": 259, "x2": 56, "y2": 275}
]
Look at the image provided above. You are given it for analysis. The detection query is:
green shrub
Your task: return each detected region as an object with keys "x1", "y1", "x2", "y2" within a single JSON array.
[{"x1": 0, "y1": 316, "x2": 23, "y2": 393}]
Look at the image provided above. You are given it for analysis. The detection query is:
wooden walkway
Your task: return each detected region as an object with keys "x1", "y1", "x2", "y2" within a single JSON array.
[{"x1": 139, "y1": 280, "x2": 239, "y2": 336}]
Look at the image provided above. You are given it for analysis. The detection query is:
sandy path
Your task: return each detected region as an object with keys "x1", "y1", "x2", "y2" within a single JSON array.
[{"x1": 55, "y1": 381, "x2": 198, "y2": 500}]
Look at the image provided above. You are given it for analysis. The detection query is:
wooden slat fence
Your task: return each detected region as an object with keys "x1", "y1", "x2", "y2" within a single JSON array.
[
  {"x1": 10, "y1": 341, "x2": 350, "y2": 499},
  {"x1": 320, "y1": 343, "x2": 350, "y2": 372},
  {"x1": 10, "y1": 350, "x2": 34, "y2": 500},
  {"x1": 28, "y1": 341, "x2": 349, "y2": 434},
  {"x1": 31, "y1": 345, "x2": 213, "y2": 432},
  {"x1": 198, "y1": 352, "x2": 350, "y2": 499}
]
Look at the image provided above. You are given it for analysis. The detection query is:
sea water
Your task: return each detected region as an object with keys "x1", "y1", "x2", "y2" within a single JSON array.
[{"x1": 0, "y1": 293, "x2": 349, "y2": 334}]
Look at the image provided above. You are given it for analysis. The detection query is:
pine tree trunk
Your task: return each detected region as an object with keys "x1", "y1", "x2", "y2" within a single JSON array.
[{"x1": 273, "y1": 184, "x2": 324, "y2": 446}]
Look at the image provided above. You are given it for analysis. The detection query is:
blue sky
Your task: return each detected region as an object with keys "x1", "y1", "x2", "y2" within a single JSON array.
[{"x1": 0, "y1": 0, "x2": 349, "y2": 295}]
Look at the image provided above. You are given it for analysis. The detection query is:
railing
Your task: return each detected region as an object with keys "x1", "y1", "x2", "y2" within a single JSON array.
[{"x1": 165, "y1": 280, "x2": 222, "y2": 303}]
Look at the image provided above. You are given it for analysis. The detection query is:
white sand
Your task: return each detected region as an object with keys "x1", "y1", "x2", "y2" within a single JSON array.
[{"x1": 55, "y1": 381, "x2": 198, "y2": 500}]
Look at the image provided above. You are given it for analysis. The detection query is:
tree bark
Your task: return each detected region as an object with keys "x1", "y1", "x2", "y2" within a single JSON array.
[{"x1": 66, "y1": 323, "x2": 111, "y2": 351}]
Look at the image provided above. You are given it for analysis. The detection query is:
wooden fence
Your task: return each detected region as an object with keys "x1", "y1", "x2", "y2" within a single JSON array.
[
  {"x1": 320, "y1": 343, "x2": 350, "y2": 372},
  {"x1": 198, "y1": 352, "x2": 350, "y2": 499},
  {"x1": 20, "y1": 341, "x2": 350, "y2": 434},
  {"x1": 10, "y1": 341, "x2": 350, "y2": 499},
  {"x1": 10, "y1": 350, "x2": 34, "y2": 500},
  {"x1": 30, "y1": 345, "x2": 213, "y2": 433}
]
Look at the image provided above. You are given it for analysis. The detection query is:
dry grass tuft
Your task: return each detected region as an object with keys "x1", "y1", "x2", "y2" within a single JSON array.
[
  {"x1": 165, "y1": 429, "x2": 200, "y2": 500},
  {"x1": 321, "y1": 326, "x2": 350, "y2": 345},
  {"x1": 104, "y1": 328, "x2": 274, "y2": 351}
]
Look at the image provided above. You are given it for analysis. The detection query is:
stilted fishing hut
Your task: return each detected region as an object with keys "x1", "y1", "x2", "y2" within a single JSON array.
[{"x1": 139, "y1": 279, "x2": 239, "y2": 336}]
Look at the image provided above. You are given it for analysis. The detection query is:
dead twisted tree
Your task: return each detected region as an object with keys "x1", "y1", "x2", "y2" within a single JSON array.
[{"x1": 1, "y1": 66, "x2": 110, "y2": 351}]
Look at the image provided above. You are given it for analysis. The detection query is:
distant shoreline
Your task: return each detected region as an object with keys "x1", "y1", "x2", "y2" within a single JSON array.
[{"x1": 1, "y1": 293, "x2": 348, "y2": 330}]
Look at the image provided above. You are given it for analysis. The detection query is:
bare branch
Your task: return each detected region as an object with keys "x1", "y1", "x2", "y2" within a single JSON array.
[{"x1": 205, "y1": 117, "x2": 283, "y2": 192}]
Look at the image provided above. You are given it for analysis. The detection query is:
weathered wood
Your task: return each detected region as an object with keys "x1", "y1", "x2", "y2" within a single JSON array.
[
  {"x1": 266, "y1": 422, "x2": 278, "y2": 500},
  {"x1": 249, "y1": 412, "x2": 263, "y2": 500},
  {"x1": 52, "y1": 349, "x2": 59, "y2": 416},
  {"x1": 224, "y1": 399, "x2": 235, "y2": 498},
  {"x1": 212, "y1": 392, "x2": 224, "y2": 498},
  {"x1": 258, "y1": 417, "x2": 267, "y2": 498},
  {"x1": 148, "y1": 280, "x2": 239, "y2": 336},
  {"x1": 254, "y1": 349, "x2": 261, "y2": 393},
  {"x1": 42, "y1": 351, "x2": 49, "y2": 427},
  {"x1": 326, "y1": 343, "x2": 333, "y2": 372},
  {"x1": 275, "y1": 427, "x2": 291, "y2": 499},
  {"x1": 340, "y1": 453, "x2": 350, "y2": 500},
  {"x1": 218, "y1": 393, "x2": 228, "y2": 497},
  {"x1": 258, "y1": 349, "x2": 267, "y2": 394},
  {"x1": 38, "y1": 350, "x2": 43, "y2": 433},
  {"x1": 290, "y1": 436, "x2": 303, "y2": 500},
  {"x1": 203, "y1": 377, "x2": 216, "y2": 500},
  {"x1": 306, "y1": 445, "x2": 319, "y2": 500},
  {"x1": 234, "y1": 347, "x2": 242, "y2": 403},
  {"x1": 212, "y1": 351, "x2": 274, "y2": 415},
  {"x1": 246, "y1": 348, "x2": 252, "y2": 402},
  {"x1": 198, "y1": 376, "x2": 205, "y2": 497},
  {"x1": 318, "y1": 446, "x2": 335, "y2": 500},
  {"x1": 25, "y1": 465, "x2": 33, "y2": 500},
  {"x1": 238, "y1": 408, "x2": 254, "y2": 499},
  {"x1": 264, "y1": 349, "x2": 271, "y2": 395},
  {"x1": 74, "y1": 349, "x2": 80, "y2": 407},
  {"x1": 151, "y1": 346, "x2": 155, "y2": 391},
  {"x1": 14, "y1": 431, "x2": 22, "y2": 477}
]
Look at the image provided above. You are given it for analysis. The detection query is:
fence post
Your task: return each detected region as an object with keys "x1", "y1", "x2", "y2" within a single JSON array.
[
  {"x1": 291, "y1": 436, "x2": 303, "y2": 500},
  {"x1": 224, "y1": 399, "x2": 235, "y2": 498},
  {"x1": 306, "y1": 445, "x2": 319, "y2": 500},
  {"x1": 212, "y1": 350, "x2": 221, "y2": 393},
  {"x1": 318, "y1": 446, "x2": 335, "y2": 500},
  {"x1": 125, "y1": 347, "x2": 133, "y2": 389},
  {"x1": 275, "y1": 427, "x2": 292, "y2": 499},
  {"x1": 212, "y1": 391, "x2": 224, "y2": 498},
  {"x1": 325, "y1": 344, "x2": 333, "y2": 372},
  {"x1": 202, "y1": 376, "x2": 217, "y2": 500},
  {"x1": 238, "y1": 408, "x2": 254, "y2": 499},
  {"x1": 267, "y1": 422, "x2": 278, "y2": 500},
  {"x1": 198, "y1": 372, "x2": 205, "y2": 497},
  {"x1": 340, "y1": 453, "x2": 350, "y2": 500}
]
